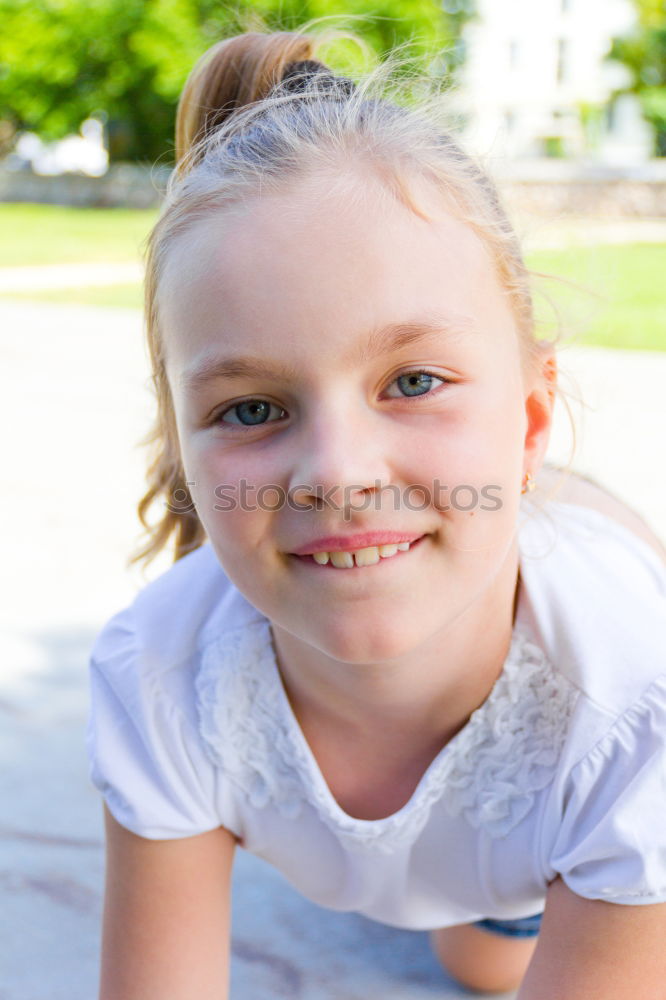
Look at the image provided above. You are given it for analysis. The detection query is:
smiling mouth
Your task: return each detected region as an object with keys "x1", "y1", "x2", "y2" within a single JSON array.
[{"x1": 293, "y1": 535, "x2": 426, "y2": 569}]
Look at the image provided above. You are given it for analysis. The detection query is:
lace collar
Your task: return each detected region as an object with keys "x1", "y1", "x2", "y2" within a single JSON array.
[{"x1": 195, "y1": 618, "x2": 578, "y2": 853}]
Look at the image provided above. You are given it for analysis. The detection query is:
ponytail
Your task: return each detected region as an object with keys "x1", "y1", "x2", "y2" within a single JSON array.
[{"x1": 175, "y1": 31, "x2": 323, "y2": 165}]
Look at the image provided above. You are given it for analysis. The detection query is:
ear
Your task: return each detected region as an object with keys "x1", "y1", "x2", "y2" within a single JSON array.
[{"x1": 523, "y1": 341, "x2": 557, "y2": 479}]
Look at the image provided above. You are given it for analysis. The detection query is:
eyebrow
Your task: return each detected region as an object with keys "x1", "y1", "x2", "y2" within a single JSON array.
[{"x1": 179, "y1": 317, "x2": 473, "y2": 394}]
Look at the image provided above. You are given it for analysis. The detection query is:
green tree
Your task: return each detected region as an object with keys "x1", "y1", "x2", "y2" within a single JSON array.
[
  {"x1": 608, "y1": 0, "x2": 666, "y2": 156},
  {"x1": 0, "y1": 0, "x2": 475, "y2": 164}
]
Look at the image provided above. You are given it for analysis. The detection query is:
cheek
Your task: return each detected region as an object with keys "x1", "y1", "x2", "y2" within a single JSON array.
[
  {"x1": 183, "y1": 438, "x2": 279, "y2": 522},
  {"x1": 195, "y1": 495, "x2": 280, "y2": 611},
  {"x1": 405, "y1": 395, "x2": 524, "y2": 539},
  {"x1": 407, "y1": 396, "x2": 524, "y2": 479}
]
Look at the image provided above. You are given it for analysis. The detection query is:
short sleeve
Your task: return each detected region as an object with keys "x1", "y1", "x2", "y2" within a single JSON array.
[
  {"x1": 86, "y1": 605, "x2": 227, "y2": 839},
  {"x1": 548, "y1": 675, "x2": 666, "y2": 904}
]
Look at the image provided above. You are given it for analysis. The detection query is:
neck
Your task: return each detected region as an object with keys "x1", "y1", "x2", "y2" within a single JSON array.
[{"x1": 270, "y1": 538, "x2": 521, "y2": 749}]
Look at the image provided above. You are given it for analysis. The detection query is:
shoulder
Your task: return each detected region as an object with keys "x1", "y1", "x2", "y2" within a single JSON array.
[
  {"x1": 516, "y1": 497, "x2": 666, "y2": 725},
  {"x1": 541, "y1": 670, "x2": 666, "y2": 907},
  {"x1": 517, "y1": 504, "x2": 666, "y2": 906},
  {"x1": 537, "y1": 465, "x2": 666, "y2": 568},
  {"x1": 90, "y1": 542, "x2": 264, "y2": 680},
  {"x1": 87, "y1": 543, "x2": 257, "y2": 839},
  {"x1": 87, "y1": 542, "x2": 266, "y2": 803}
]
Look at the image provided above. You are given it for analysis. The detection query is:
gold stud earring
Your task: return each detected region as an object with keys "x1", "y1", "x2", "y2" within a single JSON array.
[{"x1": 521, "y1": 471, "x2": 536, "y2": 495}]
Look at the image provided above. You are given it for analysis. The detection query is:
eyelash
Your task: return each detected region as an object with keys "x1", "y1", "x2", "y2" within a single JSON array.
[{"x1": 209, "y1": 369, "x2": 454, "y2": 429}]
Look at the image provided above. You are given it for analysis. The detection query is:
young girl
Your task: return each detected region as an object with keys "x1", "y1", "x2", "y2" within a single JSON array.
[{"x1": 86, "y1": 26, "x2": 666, "y2": 999}]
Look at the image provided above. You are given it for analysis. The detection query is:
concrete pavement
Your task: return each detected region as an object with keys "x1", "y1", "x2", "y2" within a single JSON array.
[
  {"x1": 1, "y1": 297, "x2": 665, "y2": 999},
  {"x1": 0, "y1": 261, "x2": 143, "y2": 293}
]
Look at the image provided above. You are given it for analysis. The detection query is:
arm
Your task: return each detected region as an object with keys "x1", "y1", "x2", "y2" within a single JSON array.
[
  {"x1": 99, "y1": 804, "x2": 237, "y2": 1000},
  {"x1": 518, "y1": 876, "x2": 666, "y2": 1000}
]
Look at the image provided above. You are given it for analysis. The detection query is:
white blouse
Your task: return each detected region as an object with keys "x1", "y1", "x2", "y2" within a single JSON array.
[{"x1": 86, "y1": 499, "x2": 666, "y2": 930}]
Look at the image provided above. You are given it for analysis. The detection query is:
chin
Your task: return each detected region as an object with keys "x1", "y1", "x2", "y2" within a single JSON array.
[{"x1": 303, "y1": 614, "x2": 429, "y2": 665}]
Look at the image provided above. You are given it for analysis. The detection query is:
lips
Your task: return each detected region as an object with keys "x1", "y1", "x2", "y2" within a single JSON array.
[{"x1": 290, "y1": 531, "x2": 426, "y2": 556}]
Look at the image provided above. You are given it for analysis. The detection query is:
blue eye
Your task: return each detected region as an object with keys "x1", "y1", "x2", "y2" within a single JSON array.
[
  {"x1": 213, "y1": 369, "x2": 450, "y2": 430},
  {"x1": 218, "y1": 399, "x2": 285, "y2": 426},
  {"x1": 386, "y1": 371, "x2": 448, "y2": 398}
]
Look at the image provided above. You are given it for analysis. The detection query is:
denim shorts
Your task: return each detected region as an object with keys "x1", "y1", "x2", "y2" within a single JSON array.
[{"x1": 473, "y1": 912, "x2": 543, "y2": 938}]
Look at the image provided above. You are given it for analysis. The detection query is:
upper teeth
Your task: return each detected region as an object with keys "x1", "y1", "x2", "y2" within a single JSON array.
[{"x1": 312, "y1": 541, "x2": 412, "y2": 567}]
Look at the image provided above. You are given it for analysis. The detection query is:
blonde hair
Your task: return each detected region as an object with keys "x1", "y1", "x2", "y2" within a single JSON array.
[{"x1": 128, "y1": 24, "x2": 577, "y2": 575}]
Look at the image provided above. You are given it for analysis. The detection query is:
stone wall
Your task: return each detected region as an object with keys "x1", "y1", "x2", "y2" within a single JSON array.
[
  {"x1": 499, "y1": 179, "x2": 666, "y2": 218},
  {"x1": 0, "y1": 163, "x2": 171, "y2": 209},
  {"x1": 2, "y1": 161, "x2": 666, "y2": 217}
]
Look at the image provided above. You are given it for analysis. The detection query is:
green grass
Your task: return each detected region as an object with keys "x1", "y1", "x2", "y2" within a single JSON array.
[
  {"x1": 0, "y1": 203, "x2": 158, "y2": 266},
  {"x1": 526, "y1": 244, "x2": 666, "y2": 352},
  {"x1": 3, "y1": 283, "x2": 144, "y2": 309},
  {"x1": 1, "y1": 205, "x2": 664, "y2": 350}
]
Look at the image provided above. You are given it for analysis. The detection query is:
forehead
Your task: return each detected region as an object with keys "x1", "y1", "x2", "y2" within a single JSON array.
[{"x1": 159, "y1": 169, "x2": 518, "y2": 380}]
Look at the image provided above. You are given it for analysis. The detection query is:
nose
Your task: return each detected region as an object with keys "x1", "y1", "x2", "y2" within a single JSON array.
[{"x1": 287, "y1": 401, "x2": 392, "y2": 516}]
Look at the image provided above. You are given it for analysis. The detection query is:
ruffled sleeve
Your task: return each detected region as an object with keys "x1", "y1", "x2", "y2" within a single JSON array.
[
  {"x1": 86, "y1": 604, "x2": 227, "y2": 839},
  {"x1": 548, "y1": 675, "x2": 666, "y2": 904}
]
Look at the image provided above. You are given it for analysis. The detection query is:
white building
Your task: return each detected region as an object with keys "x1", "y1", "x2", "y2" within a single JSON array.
[
  {"x1": 11, "y1": 118, "x2": 108, "y2": 176},
  {"x1": 458, "y1": 0, "x2": 653, "y2": 163}
]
